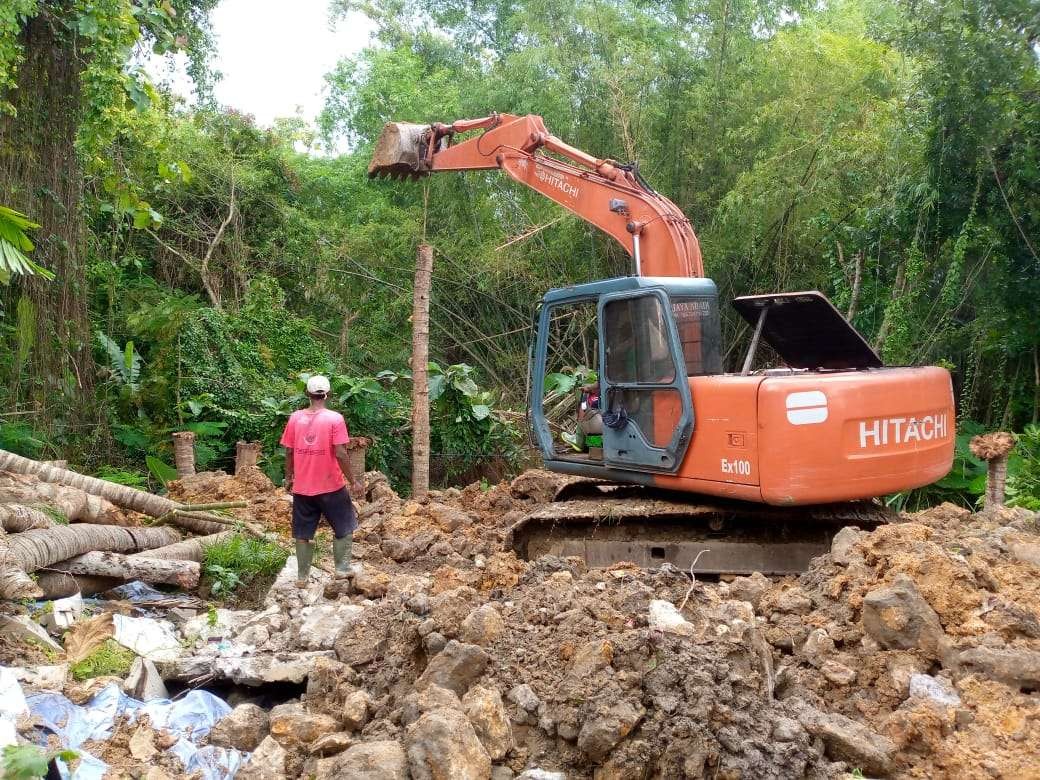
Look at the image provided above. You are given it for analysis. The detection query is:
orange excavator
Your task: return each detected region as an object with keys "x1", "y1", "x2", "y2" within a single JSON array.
[{"x1": 370, "y1": 113, "x2": 954, "y2": 574}]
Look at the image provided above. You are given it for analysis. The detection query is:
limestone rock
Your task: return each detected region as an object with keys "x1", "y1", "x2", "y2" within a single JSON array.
[
  {"x1": 123, "y1": 658, "x2": 168, "y2": 702},
  {"x1": 269, "y1": 701, "x2": 339, "y2": 747},
  {"x1": 209, "y1": 703, "x2": 270, "y2": 751},
  {"x1": 461, "y1": 604, "x2": 506, "y2": 646},
  {"x1": 462, "y1": 685, "x2": 513, "y2": 760},
  {"x1": 577, "y1": 700, "x2": 644, "y2": 762},
  {"x1": 831, "y1": 526, "x2": 867, "y2": 565},
  {"x1": 296, "y1": 603, "x2": 364, "y2": 650},
  {"x1": 821, "y1": 660, "x2": 857, "y2": 686},
  {"x1": 308, "y1": 731, "x2": 354, "y2": 756},
  {"x1": 128, "y1": 725, "x2": 158, "y2": 761},
  {"x1": 800, "y1": 628, "x2": 835, "y2": 667},
  {"x1": 402, "y1": 684, "x2": 464, "y2": 726},
  {"x1": 908, "y1": 674, "x2": 961, "y2": 706},
  {"x1": 354, "y1": 567, "x2": 392, "y2": 599},
  {"x1": 314, "y1": 740, "x2": 409, "y2": 780},
  {"x1": 236, "y1": 735, "x2": 288, "y2": 780},
  {"x1": 415, "y1": 640, "x2": 490, "y2": 697},
  {"x1": 726, "y1": 571, "x2": 770, "y2": 609},
  {"x1": 771, "y1": 717, "x2": 805, "y2": 742},
  {"x1": 796, "y1": 705, "x2": 894, "y2": 776},
  {"x1": 776, "y1": 587, "x2": 813, "y2": 615},
  {"x1": 343, "y1": 689, "x2": 374, "y2": 731},
  {"x1": 956, "y1": 646, "x2": 1040, "y2": 690},
  {"x1": 648, "y1": 600, "x2": 695, "y2": 637},
  {"x1": 862, "y1": 574, "x2": 949, "y2": 659},
  {"x1": 507, "y1": 684, "x2": 540, "y2": 713},
  {"x1": 406, "y1": 707, "x2": 492, "y2": 780}
]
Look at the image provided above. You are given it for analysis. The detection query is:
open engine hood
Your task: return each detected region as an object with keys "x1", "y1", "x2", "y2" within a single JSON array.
[{"x1": 732, "y1": 291, "x2": 883, "y2": 370}]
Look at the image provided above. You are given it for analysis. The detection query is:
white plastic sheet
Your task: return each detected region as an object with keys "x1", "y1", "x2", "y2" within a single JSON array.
[
  {"x1": 111, "y1": 614, "x2": 182, "y2": 663},
  {"x1": 26, "y1": 683, "x2": 245, "y2": 780}
]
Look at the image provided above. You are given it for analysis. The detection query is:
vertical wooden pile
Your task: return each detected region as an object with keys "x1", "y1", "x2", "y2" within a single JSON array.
[{"x1": 411, "y1": 243, "x2": 433, "y2": 498}]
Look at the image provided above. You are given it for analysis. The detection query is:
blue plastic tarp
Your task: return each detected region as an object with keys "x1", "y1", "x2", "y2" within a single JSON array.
[{"x1": 27, "y1": 684, "x2": 245, "y2": 780}]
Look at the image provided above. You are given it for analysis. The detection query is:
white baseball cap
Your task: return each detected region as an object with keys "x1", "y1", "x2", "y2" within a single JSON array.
[{"x1": 306, "y1": 375, "x2": 331, "y2": 394}]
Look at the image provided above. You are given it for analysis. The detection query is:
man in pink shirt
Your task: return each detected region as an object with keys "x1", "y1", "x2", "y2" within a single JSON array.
[{"x1": 281, "y1": 375, "x2": 365, "y2": 587}]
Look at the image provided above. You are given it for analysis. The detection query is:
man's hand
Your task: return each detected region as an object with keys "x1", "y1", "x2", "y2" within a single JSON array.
[
  {"x1": 283, "y1": 476, "x2": 293, "y2": 493},
  {"x1": 349, "y1": 477, "x2": 365, "y2": 497}
]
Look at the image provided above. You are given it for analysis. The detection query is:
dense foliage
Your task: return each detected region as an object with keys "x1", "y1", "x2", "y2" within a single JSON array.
[{"x1": 0, "y1": 0, "x2": 1037, "y2": 502}]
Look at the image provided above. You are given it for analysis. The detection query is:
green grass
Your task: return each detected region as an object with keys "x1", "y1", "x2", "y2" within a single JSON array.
[
  {"x1": 70, "y1": 640, "x2": 135, "y2": 681},
  {"x1": 33, "y1": 504, "x2": 68, "y2": 525},
  {"x1": 202, "y1": 534, "x2": 289, "y2": 598}
]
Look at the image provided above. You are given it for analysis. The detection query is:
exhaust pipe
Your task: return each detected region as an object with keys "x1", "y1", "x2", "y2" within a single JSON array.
[{"x1": 368, "y1": 122, "x2": 432, "y2": 179}]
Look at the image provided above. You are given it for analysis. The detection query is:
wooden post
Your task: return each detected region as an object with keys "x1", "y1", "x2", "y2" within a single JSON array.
[
  {"x1": 235, "y1": 441, "x2": 262, "y2": 476},
  {"x1": 411, "y1": 243, "x2": 433, "y2": 498},
  {"x1": 171, "y1": 431, "x2": 196, "y2": 478}
]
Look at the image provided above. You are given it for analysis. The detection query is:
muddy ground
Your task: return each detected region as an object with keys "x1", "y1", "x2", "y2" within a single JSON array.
[{"x1": 5, "y1": 467, "x2": 1040, "y2": 779}]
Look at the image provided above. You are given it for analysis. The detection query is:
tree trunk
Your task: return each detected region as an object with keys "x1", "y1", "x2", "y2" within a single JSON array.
[
  {"x1": 0, "y1": 449, "x2": 225, "y2": 534},
  {"x1": 0, "y1": 7, "x2": 93, "y2": 406},
  {"x1": 134, "y1": 531, "x2": 233, "y2": 562},
  {"x1": 235, "y1": 441, "x2": 261, "y2": 476},
  {"x1": 172, "y1": 431, "x2": 197, "y2": 478},
  {"x1": 411, "y1": 243, "x2": 433, "y2": 498},
  {"x1": 35, "y1": 531, "x2": 232, "y2": 597},
  {"x1": 49, "y1": 552, "x2": 200, "y2": 588},
  {"x1": 0, "y1": 474, "x2": 128, "y2": 524},
  {"x1": 0, "y1": 524, "x2": 180, "y2": 599},
  {"x1": 985, "y1": 456, "x2": 1009, "y2": 510},
  {"x1": 0, "y1": 504, "x2": 56, "y2": 532}
]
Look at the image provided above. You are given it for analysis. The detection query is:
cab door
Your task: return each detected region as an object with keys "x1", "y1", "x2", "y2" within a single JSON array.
[{"x1": 597, "y1": 288, "x2": 693, "y2": 472}]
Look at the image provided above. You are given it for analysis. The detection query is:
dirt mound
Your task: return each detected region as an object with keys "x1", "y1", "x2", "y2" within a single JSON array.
[{"x1": 168, "y1": 467, "x2": 292, "y2": 532}]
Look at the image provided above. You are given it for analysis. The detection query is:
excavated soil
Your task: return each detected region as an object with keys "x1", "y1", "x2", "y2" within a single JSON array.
[{"x1": 6, "y1": 465, "x2": 1040, "y2": 779}]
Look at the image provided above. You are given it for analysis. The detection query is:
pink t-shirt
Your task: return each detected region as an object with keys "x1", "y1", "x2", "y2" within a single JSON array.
[{"x1": 280, "y1": 409, "x2": 350, "y2": 496}]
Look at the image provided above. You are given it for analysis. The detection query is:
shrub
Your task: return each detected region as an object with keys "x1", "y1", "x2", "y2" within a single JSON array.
[{"x1": 202, "y1": 534, "x2": 289, "y2": 597}]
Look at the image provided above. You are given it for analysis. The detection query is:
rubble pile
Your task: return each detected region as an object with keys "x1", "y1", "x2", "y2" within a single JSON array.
[{"x1": 2, "y1": 464, "x2": 1039, "y2": 779}]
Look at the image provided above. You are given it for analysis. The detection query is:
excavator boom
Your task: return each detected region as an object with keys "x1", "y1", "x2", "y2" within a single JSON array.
[{"x1": 369, "y1": 113, "x2": 703, "y2": 277}]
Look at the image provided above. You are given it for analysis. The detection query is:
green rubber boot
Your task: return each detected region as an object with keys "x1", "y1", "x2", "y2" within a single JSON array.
[
  {"x1": 333, "y1": 534, "x2": 353, "y2": 578},
  {"x1": 295, "y1": 540, "x2": 314, "y2": 587}
]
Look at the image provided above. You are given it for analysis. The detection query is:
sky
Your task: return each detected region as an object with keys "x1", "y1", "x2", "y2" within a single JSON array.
[{"x1": 149, "y1": 0, "x2": 375, "y2": 128}]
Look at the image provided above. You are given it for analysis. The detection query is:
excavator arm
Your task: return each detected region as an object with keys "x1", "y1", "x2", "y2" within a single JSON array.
[{"x1": 368, "y1": 113, "x2": 703, "y2": 278}]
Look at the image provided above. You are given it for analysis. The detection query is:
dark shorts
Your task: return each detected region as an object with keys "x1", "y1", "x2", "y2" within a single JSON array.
[{"x1": 291, "y1": 488, "x2": 357, "y2": 540}]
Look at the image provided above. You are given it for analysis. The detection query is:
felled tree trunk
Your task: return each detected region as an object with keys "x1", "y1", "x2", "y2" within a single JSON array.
[
  {"x1": 0, "y1": 450, "x2": 224, "y2": 534},
  {"x1": 0, "y1": 475, "x2": 128, "y2": 524},
  {"x1": 0, "y1": 523, "x2": 180, "y2": 599},
  {"x1": 0, "y1": 504, "x2": 55, "y2": 532},
  {"x1": 235, "y1": 441, "x2": 261, "y2": 476},
  {"x1": 35, "y1": 531, "x2": 233, "y2": 598},
  {"x1": 51, "y1": 552, "x2": 199, "y2": 588},
  {"x1": 172, "y1": 432, "x2": 197, "y2": 478}
]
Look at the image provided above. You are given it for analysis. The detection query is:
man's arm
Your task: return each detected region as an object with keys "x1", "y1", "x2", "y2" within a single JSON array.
[
  {"x1": 334, "y1": 444, "x2": 364, "y2": 496},
  {"x1": 283, "y1": 448, "x2": 294, "y2": 492}
]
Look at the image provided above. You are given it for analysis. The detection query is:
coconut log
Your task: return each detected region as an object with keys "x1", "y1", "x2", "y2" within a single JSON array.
[
  {"x1": 172, "y1": 431, "x2": 197, "y2": 478},
  {"x1": 0, "y1": 524, "x2": 180, "y2": 599},
  {"x1": 0, "y1": 476, "x2": 127, "y2": 524},
  {"x1": 235, "y1": 441, "x2": 261, "y2": 476},
  {"x1": 0, "y1": 504, "x2": 56, "y2": 532},
  {"x1": 34, "y1": 531, "x2": 235, "y2": 598},
  {"x1": 50, "y1": 552, "x2": 200, "y2": 588},
  {"x1": 0, "y1": 450, "x2": 224, "y2": 534}
]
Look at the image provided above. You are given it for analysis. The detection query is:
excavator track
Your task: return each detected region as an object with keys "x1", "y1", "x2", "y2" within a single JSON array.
[{"x1": 508, "y1": 479, "x2": 893, "y2": 575}]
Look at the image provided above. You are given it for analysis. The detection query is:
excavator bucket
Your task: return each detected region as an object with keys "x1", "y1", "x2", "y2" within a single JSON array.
[{"x1": 368, "y1": 122, "x2": 431, "y2": 179}]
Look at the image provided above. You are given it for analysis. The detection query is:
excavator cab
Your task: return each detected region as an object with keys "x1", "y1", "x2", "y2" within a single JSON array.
[{"x1": 531, "y1": 277, "x2": 720, "y2": 480}]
